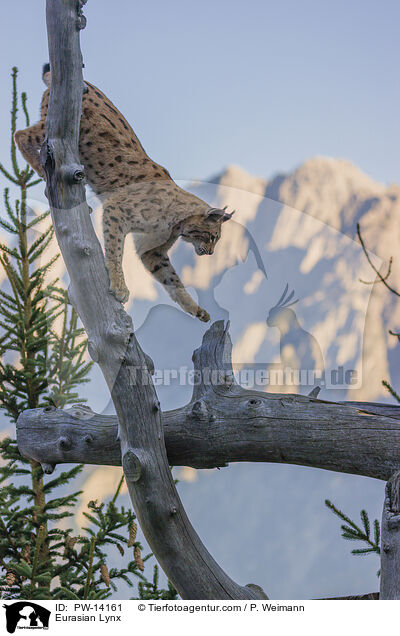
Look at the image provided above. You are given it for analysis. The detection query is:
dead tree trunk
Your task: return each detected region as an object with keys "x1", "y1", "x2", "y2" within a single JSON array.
[{"x1": 40, "y1": 0, "x2": 266, "y2": 600}]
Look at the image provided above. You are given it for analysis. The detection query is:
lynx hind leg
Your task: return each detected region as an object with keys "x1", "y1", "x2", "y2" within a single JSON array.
[
  {"x1": 141, "y1": 249, "x2": 210, "y2": 322},
  {"x1": 103, "y1": 205, "x2": 129, "y2": 303}
]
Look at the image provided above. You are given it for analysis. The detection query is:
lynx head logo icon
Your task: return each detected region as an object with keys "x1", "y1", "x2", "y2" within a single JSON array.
[{"x1": 3, "y1": 602, "x2": 50, "y2": 633}]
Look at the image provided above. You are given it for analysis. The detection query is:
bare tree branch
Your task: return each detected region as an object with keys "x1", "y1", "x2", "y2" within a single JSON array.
[
  {"x1": 17, "y1": 321, "x2": 400, "y2": 481},
  {"x1": 357, "y1": 223, "x2": 400, "y2": 296}
]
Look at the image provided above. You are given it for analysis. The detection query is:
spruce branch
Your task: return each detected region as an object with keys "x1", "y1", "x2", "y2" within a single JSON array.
[{"x1": 325, "y1": 500, "x2": 380, "y2": 561}]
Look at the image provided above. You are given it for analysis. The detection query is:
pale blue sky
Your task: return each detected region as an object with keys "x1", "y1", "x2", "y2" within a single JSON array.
[{"x1": 0, "y1": 0, "x2": 399, "y2": 184}]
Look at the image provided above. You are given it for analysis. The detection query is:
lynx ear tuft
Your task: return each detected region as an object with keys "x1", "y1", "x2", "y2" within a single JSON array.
[
  {"x1": 207, "y1": 207, "x2": 235, "y2": 223},
  {"x1": 221, "y1": 209, "x2": 235, "y2": 222}
]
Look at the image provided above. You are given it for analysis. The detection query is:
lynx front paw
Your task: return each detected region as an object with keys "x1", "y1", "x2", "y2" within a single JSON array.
[
  {"x1": 106, "y1": 266, "x2": 130, "y2": 303},
  {"x1": 196, "y1": 307, "x2": 210, "y2": 322}
]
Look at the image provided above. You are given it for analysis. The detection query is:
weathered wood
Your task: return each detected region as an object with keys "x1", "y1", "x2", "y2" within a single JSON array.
[
  {"x1": 17, "y1": 321, "x2": 400, "y2": 482},
  {"x1": 342, "y1": 402, "x2": 400, "y2": 420},
  {"x1": 40, "y1": 0, "x2": 265, "y2": 600},
  {"x1": 321, "y1": 592, "x2": 378, "y2": 600},
  {"x1": 380, "y1": 471, "x2": 400, "y2": 599}
]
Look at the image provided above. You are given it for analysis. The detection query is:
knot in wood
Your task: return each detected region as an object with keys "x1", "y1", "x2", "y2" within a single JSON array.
[
  {"x1": 41, "y1": 463, "x2": 55, "y2": 475},
  {"x1": 74, "y1": 239, "x2": 92, "y2": 256},
  {"x1": 70, "y1": 404, "x2": 93, "y2": 420},
  {"x1": 191, "y1": 400, "x2": 208, "y2": 421},
  {"x1": 122, "y1": 449, "x2": 142, "y2": 483},
  {"x1": 76, "y1": 0, "x2": 87, "y2": 30},
  {"x1": 247, "y1": 398, "x2": 262, "y2": 409},
  {"x1": 73, "y1": 168, "x2": 85, "y2": 182},
  {"x1": 76, "y1": 15, "x2": 86, "y2": 30},
  {"x1": 62, "y1": 164, "x2": 85, "y2": 184},
  {"x1": 70, "y1": 406, "x2": 91, "y2": 420},
  {"x1": 58, "y1": 435, "x2": 72, "y2": 451},
  {"x1": 43, "y1": 405, "x2": 56, "y2": 414},
  {"x1": 106, "y1": 322, "x2": 131, "y2": 344}
]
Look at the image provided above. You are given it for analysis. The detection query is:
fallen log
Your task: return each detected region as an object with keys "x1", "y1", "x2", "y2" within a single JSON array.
[{"x1": 17, "y1": 321, "x2": 400, "y2": 482}]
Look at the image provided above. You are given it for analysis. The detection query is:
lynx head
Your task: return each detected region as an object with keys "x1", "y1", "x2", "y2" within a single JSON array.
[
  {"x1": 181, "y1": 207, "x2": 234, "y2": 255},
  {"x1": 42, "y1": 62, "x2": 86, "y2": 92},
  {"x1": 42, "y1": 63, "x2": 51, "y2": 87}
]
